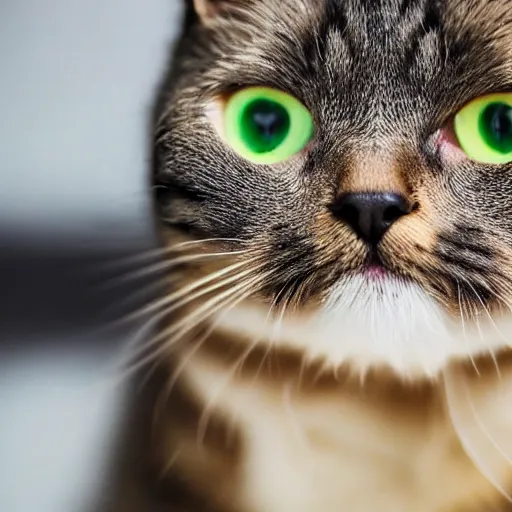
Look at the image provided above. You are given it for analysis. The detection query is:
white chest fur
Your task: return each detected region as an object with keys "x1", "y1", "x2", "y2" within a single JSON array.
[{"x1": 184, "y1": 355, "x2": 500, "y2": 512}]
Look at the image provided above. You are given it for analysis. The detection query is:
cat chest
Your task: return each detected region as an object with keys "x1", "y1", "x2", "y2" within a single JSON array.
[{"x1": 183, "y1": 356, "x2": 496, "y2": 512}]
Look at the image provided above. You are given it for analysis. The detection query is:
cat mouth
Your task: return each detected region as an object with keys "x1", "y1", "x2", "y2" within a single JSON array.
[
  {"x1": 362, "y1": 262, "x2": 389, "y2": 280},
  {"x1": 352, "y1": 252, "x2": 415, "y2": 289},
  {"x1": 359, "y1": 252, "x2": 392, "y2": 281}
]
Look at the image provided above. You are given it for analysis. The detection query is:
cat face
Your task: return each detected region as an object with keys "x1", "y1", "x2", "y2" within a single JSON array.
[{"x1": 154, "y1": 0, "x2": 512, "y2": 376}]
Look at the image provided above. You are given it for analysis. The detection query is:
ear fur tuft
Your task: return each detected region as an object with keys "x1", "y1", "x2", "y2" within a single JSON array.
[{"x1": 192, "y1": 0, "x2": 251, "y2": 24}]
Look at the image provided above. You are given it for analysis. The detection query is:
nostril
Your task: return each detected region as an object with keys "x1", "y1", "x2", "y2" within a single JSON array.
[
  {"x1": 338, "y1": 203, "x2": 360, "y2": 228},
  {"x1": 382, "y1": 205, "x2": 404, "y2": 224}
]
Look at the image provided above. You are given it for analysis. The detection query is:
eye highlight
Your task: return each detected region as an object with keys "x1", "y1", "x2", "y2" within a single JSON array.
[
  {"x1": 454, "y1": 93, "x2": 512, "y2": 164},
  {"x1": 223, "y1": 87, "x2": 314, "y2": 165}
]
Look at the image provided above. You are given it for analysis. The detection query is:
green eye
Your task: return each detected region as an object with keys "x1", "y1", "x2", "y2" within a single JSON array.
[
  {"x1": 224, "y1": 87, "x2": 314, "y2": 164},
  {"x1": 454, "y1": 93, "x2": 512, "y2": 164}
]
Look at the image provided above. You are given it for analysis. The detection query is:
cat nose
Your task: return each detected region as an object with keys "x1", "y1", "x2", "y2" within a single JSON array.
[{"x1": 331, "y1": 192, "x2": 412, "y2": 245}]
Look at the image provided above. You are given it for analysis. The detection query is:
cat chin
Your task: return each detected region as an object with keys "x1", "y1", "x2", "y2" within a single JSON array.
[
  {"x1": 307, "y1": 274, "x2": 512, "y2": 378},
  {"x1": 217, "y1": 274, "x2": 512, "y2": 380},
  {"x1": 315, "y1": 274, "x2": 476, "y2": 378}
]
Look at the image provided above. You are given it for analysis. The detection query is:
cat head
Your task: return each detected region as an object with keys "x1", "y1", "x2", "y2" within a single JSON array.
[{"x1": 154, "y1": 0, "x2": 512, "y2": 377}]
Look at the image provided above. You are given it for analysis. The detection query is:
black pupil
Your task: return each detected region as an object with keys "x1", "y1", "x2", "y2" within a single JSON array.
[
  {"x1": 253, "y1": 106, "x2": 285, "y2": 137},
  {"x1": 480, "y1": 102, "x2": 512, "y2": 154},
  {"x1": 242, "y1": 99, "x2": 290, "y2": 153}
]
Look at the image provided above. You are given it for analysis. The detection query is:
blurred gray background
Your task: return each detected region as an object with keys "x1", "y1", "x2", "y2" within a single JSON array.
[{"x1": 0, "y1": 1, "x2": 182, "y2": 511}]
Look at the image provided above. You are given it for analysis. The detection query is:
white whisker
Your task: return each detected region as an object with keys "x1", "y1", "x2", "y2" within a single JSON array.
[
  {"x1": 111, "y1": 289, "x2": 245, "y2": 387},
  {"x1": 152, "y1": 282, "x2": 259, "y2": 431},
  {"x1": 252, "y1": 284, "x2": 290, "y2": 385},
  {"x1": 167, "y1": 237, "x2": 244, "y2": 250},
  {"x1": 122, "y1": 271, "x2": 266, "y2": 371},
  {"x1": 282, "y1": 381, "x2": 309, "y2": 448},
  {"x1": 457, "y1": 281, "x2": 480, "y2": 377},
  {"x1": 464, "y1": 279, "x2": 502, "y2": 379},
  {"x1": 116, "y1": 264, "x2": 254, "y2": 359},
  {"x1": 196, "y1": 332, "x2": 261, "y2": 452},
  {"x1": 99, "y1": 250, "x2": 249, "y2": 290},
  {"x1": 118, "y1": 257, "x2": 260, "y2": 327}
]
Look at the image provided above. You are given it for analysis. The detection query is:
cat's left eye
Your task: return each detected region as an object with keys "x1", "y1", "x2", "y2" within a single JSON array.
[
  {"x1": 454, "y1": 93, "x2": 512, "y2": 164},
  {"x1": 223, "y1": 87, "x2": 314, "y2": 165}
]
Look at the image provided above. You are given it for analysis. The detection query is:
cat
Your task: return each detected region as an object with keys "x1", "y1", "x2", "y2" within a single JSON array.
[{"x1": 107, "y1": 1, "x2": 512, "y2": 511}]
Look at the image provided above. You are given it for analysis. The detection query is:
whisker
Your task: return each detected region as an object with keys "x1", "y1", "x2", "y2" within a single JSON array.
[
  {"x1": 100, "y1": 273, "x2": 182, "y2": 324},
  {"x1": 268, "y1": 286, "x2": 294, "y2": 379},
  {"x1": 456, "y1": 280, "x2": 480, "y2": 377},
  {"x1": 117, "y1": 257, "x2": 260, "y2": 327},
  {"x1": 486, "y1": 279, "x2": 512, "y2": 317},
  {"x1": 252, "y1": 283, "x2": 291, "y2": 384},
  {"x1": 117, "y1": 272, "x2": 267, "y2": 379},
  {"x1": 152, "y1": 282, "x2": 259, "y2": 431},
  {"x1": 167, "y1": 237, "x2": 244, "y2": 250},
  {"x1": 463, "y1": 279, "x2": 502, "y2": 379},
  {"x1": 106, "y1": 310, "x2": 166, "y2": 389},
  {"x1": 282, "y1": 381, "x2": 309, "y2": 448},
  {"x1": 96, "y1": 246, "x2": 173, "y2": 272},
  {"x1": 98, "y1": 250, "x2": 249, "y2": 290},
  {"x1": 194, "y1": 273, "x2": 278, "y2": 452},
  {"x1": 109, "y1": 286, "x2": 244, "y2": 388},
  {"x1": 196, "y1": 322, "x2": 265, "y2": 451},
  {"x1": 113, "y1": 262, "x2": 264, "y2": 370},
  {"x1": 97, "y1": 237, "x2": 245, "y2": 271}
]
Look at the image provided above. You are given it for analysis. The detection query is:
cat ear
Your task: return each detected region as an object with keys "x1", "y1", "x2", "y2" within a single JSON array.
[{"x1": 192, "y1": 0, "x2": 250, "y2": 24}]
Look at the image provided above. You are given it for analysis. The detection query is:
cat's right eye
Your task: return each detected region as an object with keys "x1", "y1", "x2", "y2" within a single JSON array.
[
  {"x1": 454, "y1": 93, "x2": 512, "y2": 164},
  {"x1": 222, "y1": 87, "x2": 314, "y2": 165}
]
